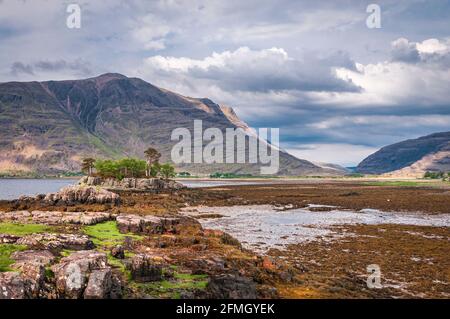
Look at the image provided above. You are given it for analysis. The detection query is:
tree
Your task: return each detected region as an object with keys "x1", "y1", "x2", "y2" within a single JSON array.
[
  {"x1": 150, "y1": 162, "x2": 161, "y2": 177},
  {"x1": 94, "y1": 158, "x2": 146, "y2": 179},
  {"x1": 95, "y1": 160, "x2": 120, "y2": 179},
  {"x1": 117, "y1": 158, "x2": 146, "y2": 178},
  {"x1": 159, "y1": 163, "x2": 175, "y2": 181},
  {"x1": 81, "y1": 158, "x2": 96, "y2": 176},
  {"x1": 144, "y1": 147, "x2": 161, "y2": 177}
]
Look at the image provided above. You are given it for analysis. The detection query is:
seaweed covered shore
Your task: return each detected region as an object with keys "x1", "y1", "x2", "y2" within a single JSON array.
[{"x1": 0, "y1": 180, "x2": 449, "y2": 299}]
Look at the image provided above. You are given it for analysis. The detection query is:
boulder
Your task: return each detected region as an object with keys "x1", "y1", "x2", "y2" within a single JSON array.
[
  {"x1": 110, "y1": 245, "x2": 125, "y2": 259},
  {"x1": 0, "y1": 234, "x2": 21, "y2": 244},
  {"x1": 206, "y1": 274, "x2": 257, "y2": 299},
  {"x1": 44, "y1": 186, "x2": 120, "y2": 205},
  {"x1": 11, "y1": 250, "x2": 55, "y2": 266},
  {"x1": 0, "y1": 272, "x2": 29, "y2": 299},
  {"x1": 0, "y1": 251, "x2": 55, "y2": 299},
  {"x1": 116, "y1": 214, "x2": 193, "y2": 235},
  {"x1": 16, "y1": 233, "x2": 94, "y2": 251},
  {"x1": 51, "y1": 251, "x2": 109, "y2": 299},
  {"x1": 129, "y1": 254, "x2": 163, "y2": 282},
  {"x1": 83, "y1": 268, "x2": 121, "y2": 299}
]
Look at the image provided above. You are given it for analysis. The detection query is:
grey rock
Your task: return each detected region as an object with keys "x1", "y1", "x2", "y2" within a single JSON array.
[
  {"x1": 0, "y1": 272, "x2": 29, "y2": 299},
  {"x1": 51, "y1": 250, "x2": 108, "y2": 299},
  {"x1": 83, "y1": 268, "x2": 112, "y2": 299},
  {"x1": 206, "y1": 274, "x2": 257, "y2": 299},
  {"x1": 110, "y1": 245, "x2": 125, "y2": 259},
  {"x1": 0, "y1": 210, "x2": 112, "y2": 225},
  {"x1": 129, "y1": 254, "x2": 163, "y2": 282},
  {"x1": 116, "y1": 214, "x2": 182, "y2": 235},
  {"x1": 44, "y1": 186, "x2": 120, "y2": 205},
  {"x1": 16, "y1": 233, "x2": 94, "y2": 251}
]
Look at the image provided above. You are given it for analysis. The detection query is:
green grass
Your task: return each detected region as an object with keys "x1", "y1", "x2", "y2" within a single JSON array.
[
  {"x1": 133, "y1": 271, "x2": 208, "y2": 298},
  {"x1": 0, "y1": 244, "x2": 27, "y2": 272},
  {"x1": 0, "y1": 223, "x2": 50, "y2": 236},
  {"x1": 83, "y1": 221, "x2": 143, "y2": 248}
]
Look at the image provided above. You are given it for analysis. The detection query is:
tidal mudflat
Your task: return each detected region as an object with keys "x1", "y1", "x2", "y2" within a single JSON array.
[{"x1": 182, "y1": 204, "x2": 450, "y2": 252}]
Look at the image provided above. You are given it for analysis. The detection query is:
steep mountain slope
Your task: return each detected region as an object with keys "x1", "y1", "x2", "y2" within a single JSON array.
[
  {"x1": 0, "y1": 73, "x2": 344, "y2": 176},
  {"x1": 356, "y1": 132, "x2": 450, "y2": 176}
]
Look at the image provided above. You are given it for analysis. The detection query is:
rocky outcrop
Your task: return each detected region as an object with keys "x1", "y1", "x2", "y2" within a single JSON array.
[
  {"x1": 84, "y1": 268, "x2": 116, "y2": 299},
  {"x1": 44, "y1": 186, "x2": 120, "y2": 205},
  {"x1": 0, "y1": 234, "x2": 20, "y2": 244},
  {"x1": 0, "y1": 250, "x2": 56, "y2": 299},
  {"x1": 1, "y1": 249, "x2": 121, "y2": 299},
  {"x1": 0, "y1": 272, "x2": 29, "y2": 299},
  {"x1": 79, "y1": 176, "x2": 185, "y2": 191},
  {"x1": 129, "y1": 254, "x2": 163, "y2": 283},
  {"x1": 15, "y1": 233, "x2": 94, "y2": 251},
  {"x1": 10, "y1": 250, "x2": 56, "y2": 298},
  {"x1": 206, "y1": 274, "x2": 257, "y2": 299},
  {"x1": 51, "y1": 251, "x2": 121, "y2": 299},
  {"x1": 0, "y1": 210, "x2": 113, "y2": 225},
  {"x1": 116, "y1": 214, "x2": 183, "y2": 235}
]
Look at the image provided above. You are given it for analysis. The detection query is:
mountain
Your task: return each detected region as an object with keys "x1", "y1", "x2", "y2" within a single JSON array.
[
  {"x1": 356, "y1": 132, "x2": 450, "y2": 176},
  {"x1": 0, "y1": 73, "x2": 345, "y2": 176}
]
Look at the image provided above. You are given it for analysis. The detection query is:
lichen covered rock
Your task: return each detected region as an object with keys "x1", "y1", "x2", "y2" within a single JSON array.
[
  {"x1": 51, "y1": 250, "x2": 120, "y2": 299},
  {"x1": 44, "y1": 186, "x2": 120, "y2": 205}
]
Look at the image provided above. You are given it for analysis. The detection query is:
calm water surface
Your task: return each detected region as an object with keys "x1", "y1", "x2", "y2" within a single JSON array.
[
  {"x1": 0, "y1": 178, "x2": 263, "y2": 200},
  {"x1": 0, "y1": 179, "x2": 78, "y2": 200}
]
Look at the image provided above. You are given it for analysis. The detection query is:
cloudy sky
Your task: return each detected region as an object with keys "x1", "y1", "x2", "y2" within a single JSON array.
[{"x1": 1, "y1": 0, "x2": 449, "y2": 166}]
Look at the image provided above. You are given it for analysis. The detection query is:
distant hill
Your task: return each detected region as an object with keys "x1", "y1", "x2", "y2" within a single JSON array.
[
  {"x1": 0, "y1": 73, "x2": 345, "y2": 176},
  {"x1": 356, "y1": 132, "x2": 450, "y2": 176}
]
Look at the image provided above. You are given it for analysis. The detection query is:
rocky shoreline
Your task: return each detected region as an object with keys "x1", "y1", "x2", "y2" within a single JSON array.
[
  {"x1": 0, "y1": 180, "x2": 449, "y2": 299},
  {"x1": 0, "y1": 179, "x2": 290, "y2": 299}
]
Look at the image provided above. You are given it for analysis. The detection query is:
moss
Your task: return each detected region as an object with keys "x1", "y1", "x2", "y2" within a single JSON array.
[
  {"x1": 44, "y1": 267, "x2": 55, "y2": 280},
  {"x1": 83, "y1": 221, "x2": 143, "y2": 248},
  {"x1": 0, "y1": 223, "x2": 50, "y2": 236},
  {"x1": 133, "y1": 270, "x2": 209, "y2": 298},
  {"x1": 60, "y1": 249, "x2": 75, "y2": 257},
  {"x1": 0, "y1": 244, "x2": 27, "y2": 272},
  {"x1": 106, "y1": 252, "x2": 132, "y2": 279}
]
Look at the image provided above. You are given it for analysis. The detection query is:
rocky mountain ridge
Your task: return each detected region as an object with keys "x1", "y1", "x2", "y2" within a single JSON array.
[{"x1": 0, "y1": 73, "x2": 345, "y2": 176}]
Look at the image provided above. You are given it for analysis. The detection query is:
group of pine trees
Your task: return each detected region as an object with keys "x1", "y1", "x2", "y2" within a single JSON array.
[{"x1": 81, "y1": 147, "x2": 175, "y2": 180}]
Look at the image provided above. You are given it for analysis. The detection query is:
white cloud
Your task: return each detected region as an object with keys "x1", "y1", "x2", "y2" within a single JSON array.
[
  {"x1": 140, "y1": 46, "x2": 358, "y2": 94},
  {"x1": 312, "y1": 38, "x2": 450, "y2": 108},
  {"x1": 130, "y1": 14, "x2": 172, "y2": 50}
]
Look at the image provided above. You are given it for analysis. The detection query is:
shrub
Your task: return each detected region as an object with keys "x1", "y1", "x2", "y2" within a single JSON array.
[
  {"x1": 95, "y1": 158, "x2": 146, "y2": 179},
  {"x1": 159, "y1": 163, "x2": 176, "y2": 180}
]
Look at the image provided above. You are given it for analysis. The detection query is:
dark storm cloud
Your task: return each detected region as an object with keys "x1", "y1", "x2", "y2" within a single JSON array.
[
  {"x1": 10, "y1": 59, "x2": 93, "y2": 77},
  {"x1": 35, "y1": 60, "x2": 93, "y2": 76},
  {"x1": 10, "y1": 62, "x2": 34, "y2": 75}
]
